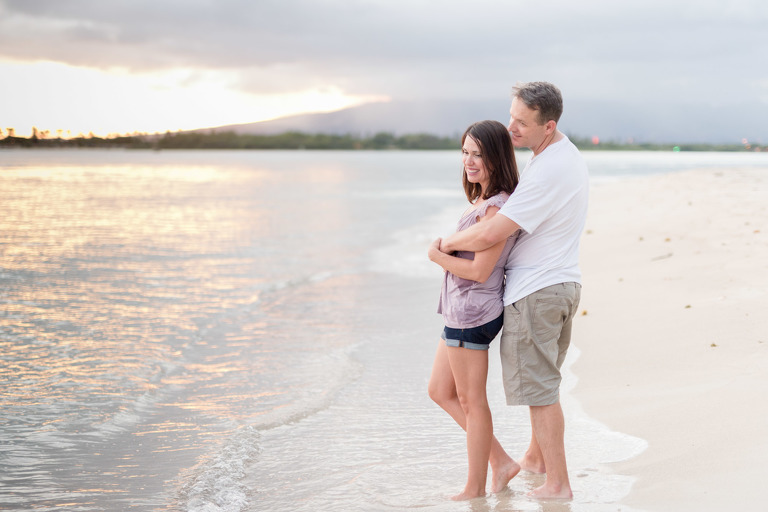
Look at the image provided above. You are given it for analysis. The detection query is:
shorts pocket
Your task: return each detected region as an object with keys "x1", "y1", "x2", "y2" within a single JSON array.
[
  {"x1": 503, "y1": 303, "x2": 523, "y2": 334},
  {"x1": 531, "y1": 297, "x2": 568, "y2": 344}
]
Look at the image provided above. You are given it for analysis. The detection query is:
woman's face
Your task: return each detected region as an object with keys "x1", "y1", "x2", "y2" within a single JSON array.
[{"x1": 462, "y1": 135, "x2": 490, "y2": 192}]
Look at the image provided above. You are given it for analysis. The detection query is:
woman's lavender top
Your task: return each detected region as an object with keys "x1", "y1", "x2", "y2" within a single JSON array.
[{"x1": 438, "y1": 192, "x2": 517, "y2": 329}]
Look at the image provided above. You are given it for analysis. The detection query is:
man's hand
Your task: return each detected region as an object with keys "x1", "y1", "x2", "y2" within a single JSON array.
[{"x1": 438, "y1": 213, "x2": 520, "y2": 254}]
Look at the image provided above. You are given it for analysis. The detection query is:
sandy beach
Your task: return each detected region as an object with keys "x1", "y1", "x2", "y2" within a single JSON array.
[{"x1": 573, "y1": 166, "x2": 768, "y2": 511}]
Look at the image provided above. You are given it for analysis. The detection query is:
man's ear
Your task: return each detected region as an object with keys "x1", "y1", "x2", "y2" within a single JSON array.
[{"x1": 544, "y1": 120, "x2": 557, "y2": 135}]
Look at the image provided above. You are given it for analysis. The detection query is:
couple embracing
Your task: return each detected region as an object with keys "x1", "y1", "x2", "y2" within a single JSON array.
[{"x1": 427, "y1": 81, "x2": 589, "y2": 501}]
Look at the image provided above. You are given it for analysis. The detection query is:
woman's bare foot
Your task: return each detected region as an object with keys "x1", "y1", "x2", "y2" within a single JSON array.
[
  {"x1": 528, "y1": 482, "x2": 573, "y2": 500},
  {"x1": 490, "y1": 459, "x2": 521, "y2": 493}
]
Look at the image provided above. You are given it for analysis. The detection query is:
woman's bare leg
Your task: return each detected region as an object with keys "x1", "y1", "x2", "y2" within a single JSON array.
[
  {"x1": 428, "y1": 341, "x2": 520, "y2": 498},
  {"x1": 446, "y1": 345, "x2": 492, "y2": 499}
]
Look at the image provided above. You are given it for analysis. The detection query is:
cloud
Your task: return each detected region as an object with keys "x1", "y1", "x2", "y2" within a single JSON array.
[{"x1": 2, "y1": 0, "x2": 767, "y2": 136}]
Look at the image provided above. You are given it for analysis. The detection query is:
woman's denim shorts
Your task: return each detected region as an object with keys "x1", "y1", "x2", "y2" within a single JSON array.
[{"x1": 441, "y1": 313, "x2": 503, "y2": 351}]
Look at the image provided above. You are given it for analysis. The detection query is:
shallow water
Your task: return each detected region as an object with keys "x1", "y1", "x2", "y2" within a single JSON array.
[{"x1": 1, "y1": 148, "x2": 762, "y2": 511}]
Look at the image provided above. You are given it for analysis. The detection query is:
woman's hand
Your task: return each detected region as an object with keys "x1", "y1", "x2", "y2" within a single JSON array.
[{"x1": 428, "y1": 238, "x2": 443, "y2": 263}]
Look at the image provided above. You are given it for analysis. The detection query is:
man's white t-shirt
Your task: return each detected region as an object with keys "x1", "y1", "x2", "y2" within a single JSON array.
[{"x1": 499, "y1": 136, "x2": 589, "y2": 306}]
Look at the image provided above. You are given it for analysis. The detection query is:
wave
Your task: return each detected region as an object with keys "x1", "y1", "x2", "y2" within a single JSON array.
[
  {"x1": 172, "y1": 343, "x2": 364, "y2": 512},
  {"x1": 174, "y1": 425, "x2": 261, "y2": 512},
  {"x1": 368, "y1": 202, "x2": 464, "y2": 279}
]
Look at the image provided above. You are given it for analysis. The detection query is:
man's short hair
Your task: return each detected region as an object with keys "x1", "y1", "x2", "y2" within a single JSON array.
[{"x1": 512, "y1": 81, "x2": 563, "y2": 125}]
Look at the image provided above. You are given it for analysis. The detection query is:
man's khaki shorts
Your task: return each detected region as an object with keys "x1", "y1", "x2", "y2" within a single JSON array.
[{"x1": 500, "y1": 282, "x2": 581, "y2": 406}]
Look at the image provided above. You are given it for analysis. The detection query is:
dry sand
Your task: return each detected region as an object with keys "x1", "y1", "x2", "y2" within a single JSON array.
[{"x1": 572, "y1": 166, "x2": 768, "y2": 511}]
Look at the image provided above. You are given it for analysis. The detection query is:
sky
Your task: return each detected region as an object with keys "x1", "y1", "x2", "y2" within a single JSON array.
[{"x1": 1, "y1": 0, "x2": 766, "y2": 140}]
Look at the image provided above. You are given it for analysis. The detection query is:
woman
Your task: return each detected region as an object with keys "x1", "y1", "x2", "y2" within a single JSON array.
[{"x1": 427, "y1": 120, "x2": 521, "y2": 500}]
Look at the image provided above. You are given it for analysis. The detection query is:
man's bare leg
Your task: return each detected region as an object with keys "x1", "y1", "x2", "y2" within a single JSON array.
[
  {"x1": 528, "y1": 402, "x2": 572, "y2": 499},
  {"x1": 518, "y1": 408, "x2": 546, "y2": 473}
]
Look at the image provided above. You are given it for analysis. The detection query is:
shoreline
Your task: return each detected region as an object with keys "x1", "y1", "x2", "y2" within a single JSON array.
[
  {"x1": 1, "y1": 138, "x2": 764, "y2": 152},
  {"x1": 572, "y1": 166, "x2": 768, "y2": 511}
]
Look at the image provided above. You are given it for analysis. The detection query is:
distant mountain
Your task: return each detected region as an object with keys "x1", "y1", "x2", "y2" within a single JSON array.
[
  {"x1": 196, "y1": 98, "x2": 766, "y2": 145},
  {"x1": 197, "y1": 99, "x2": 511, "y2": 138}
]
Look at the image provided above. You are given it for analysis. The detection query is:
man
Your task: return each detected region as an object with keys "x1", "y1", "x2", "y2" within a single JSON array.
[{"x1": 438, "y1": 81, "x2": 589, "y2": 499}]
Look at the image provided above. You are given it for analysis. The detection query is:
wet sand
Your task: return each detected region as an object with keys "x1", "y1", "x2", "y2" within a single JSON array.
[{"x1": 573, "y1": 167, "x2": 768, "y2": 511}]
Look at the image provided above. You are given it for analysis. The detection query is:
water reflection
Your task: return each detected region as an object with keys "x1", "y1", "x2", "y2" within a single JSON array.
[
  {"x1": 491, "y1": 483, "x2": 575, "y2": 512},
  {"x1": 0, "y1": 157, "x2": 365, "y2": 510}
]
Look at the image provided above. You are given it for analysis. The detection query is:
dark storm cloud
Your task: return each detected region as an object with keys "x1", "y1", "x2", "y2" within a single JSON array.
[
  {"x1": 1, "y1": 0, "x2": 766, "y2": 106},
  {"x1": 0, "y1": 0, "x2": 482, "y2": 67}
]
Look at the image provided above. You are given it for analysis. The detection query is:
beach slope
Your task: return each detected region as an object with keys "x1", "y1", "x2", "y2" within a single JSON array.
[{"x1": 574, "y1": 167, "x2": 768, "y2": 512}]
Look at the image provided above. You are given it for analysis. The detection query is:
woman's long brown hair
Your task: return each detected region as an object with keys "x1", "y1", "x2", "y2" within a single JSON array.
[{"x1": 461, "y1": 120, "x2": 519, "y2": 203}]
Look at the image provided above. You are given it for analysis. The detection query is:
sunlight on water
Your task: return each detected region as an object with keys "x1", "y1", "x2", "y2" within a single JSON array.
[
  {"x1": 0, "y1": 154, "x2": 339, "y2": 509},
  {"x1": 1, "y1": 150, "x2": 431, "y2": 510}
]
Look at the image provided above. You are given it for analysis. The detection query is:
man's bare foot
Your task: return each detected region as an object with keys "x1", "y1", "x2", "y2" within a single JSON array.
[
  {"x1": 490, "y1": 459, "x2": 521, "y2": 493},
  {"x1": 518, "y1": 454, "x2": 546, "y2": 474},
  {"x1": 528, "y1": 482, "x2": 573, "y2": 500},
  {"x1": 451, "y1": 488, "x2": 487, "y2": 501}
]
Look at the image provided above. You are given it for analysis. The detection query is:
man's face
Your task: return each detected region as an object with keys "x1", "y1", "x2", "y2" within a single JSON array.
[{"x1": 507, "y1": 97, "x2": 548, "y2": 150}]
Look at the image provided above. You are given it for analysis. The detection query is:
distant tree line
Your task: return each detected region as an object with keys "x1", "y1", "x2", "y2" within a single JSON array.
[
  {"x1": 0, "y1": 130, "x2": 460, "y2": 150},
  {"x1": 152, "y1": 130, "x2": 462, "y2": 150},
  {"x1": 566, "y1": 136, "x2": 759, "y2": 152},
  {"x1": 0, "y1": 130, "x2": 761, "y2": 152},
  {"x1": 0, "y1": 133, "x2": 146, "y2": 149}
]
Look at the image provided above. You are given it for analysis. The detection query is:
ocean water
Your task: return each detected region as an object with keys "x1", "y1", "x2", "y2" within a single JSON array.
[{"x1": 0, "y1": 148, "x2": 764, "y2": 511}]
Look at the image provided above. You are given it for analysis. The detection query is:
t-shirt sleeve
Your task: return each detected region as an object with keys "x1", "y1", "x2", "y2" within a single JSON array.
[{"x1": 498, "y1": 175, "x2": 557, "y2": 234}]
